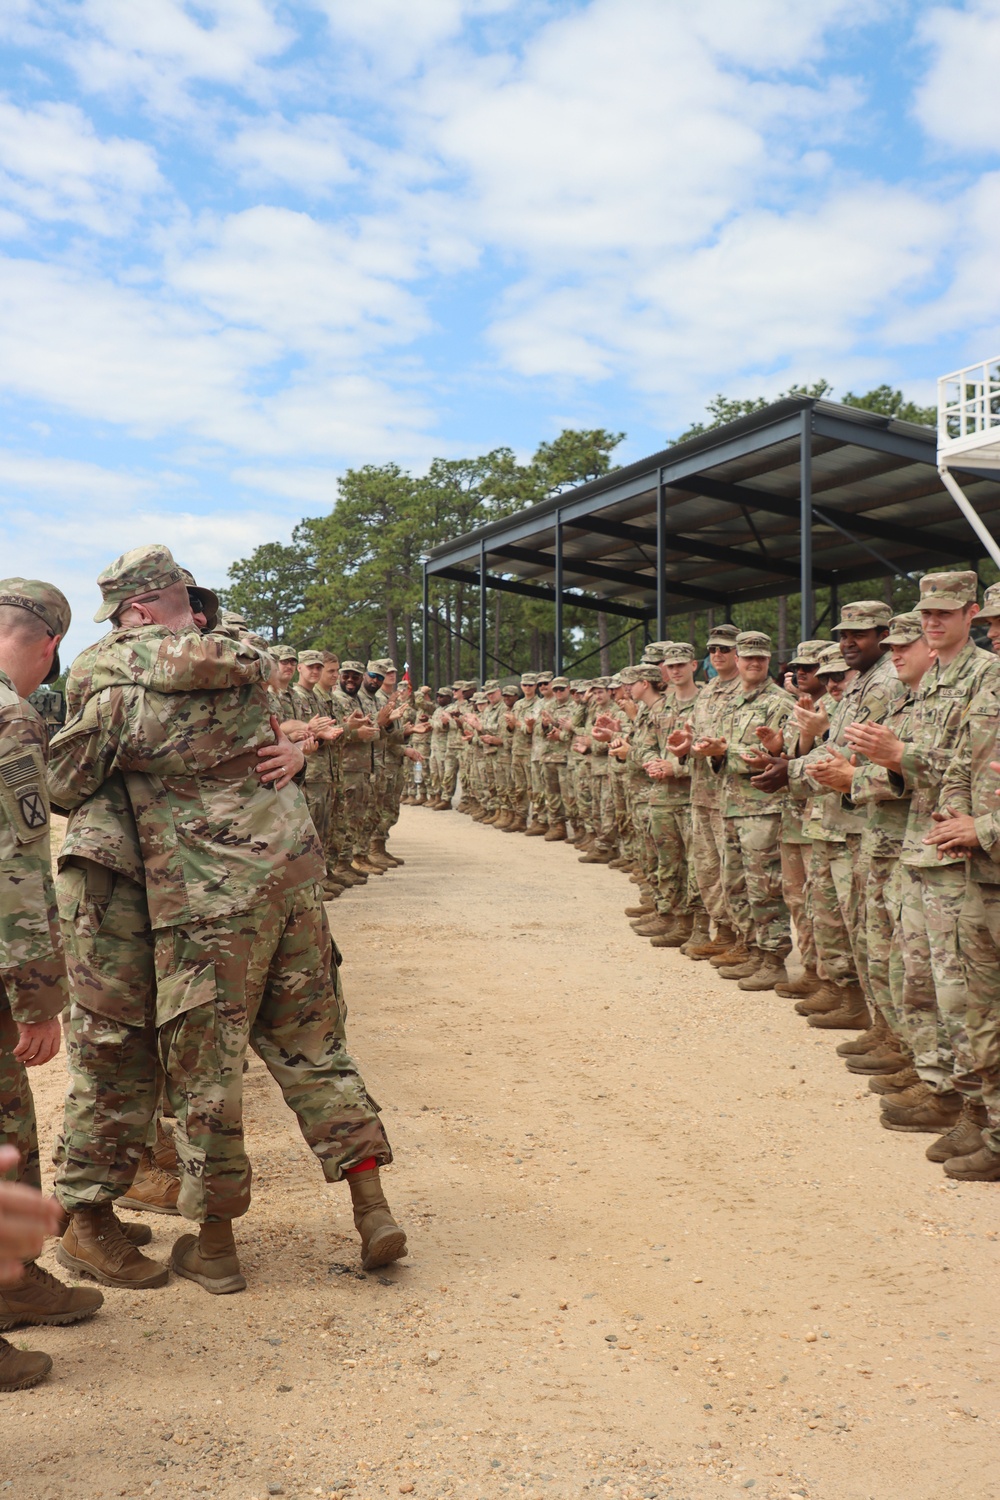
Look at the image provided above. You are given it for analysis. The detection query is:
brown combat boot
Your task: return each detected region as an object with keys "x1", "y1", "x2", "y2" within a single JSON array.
[
  {"x1": 496, "y1": 811, "x2": 514, "y2": 830},
  {"x1": 348, "y1": 860, "x2": 370, "y2": 883},
  {"x1": 943, "y1": 1143, "x2": 1000, "y2": 1181},
  {"x1": 651, "y1": 915, "x2": 694, "y2": 949},
  {"x1": 739, "y1": 951, "x2": 790, "y2": 991},
  {"x1": 808, "y1": 984, "x2": 870, "y2": 1030},
  {"x1": 348, "y1": 1167, "x2": 408, "y2": 1272},
  {"x1": 0, "y1": 1261, "x2": 103, "y2": 1330},
  {"x1": 880, "y1": 1089, "x2": 962, "y2": 1134},
  {"x1": 688, "y1": 923, "x2": 738, "y2": 961},
  {"x1": 356, "y1": 856, "x2": 385, "y2": 875},
  {"x1": 624, "y1": 901, "x2": 655, "y2": 918},
  {"x1": 679, "y1": 912, "x2": 712, "y2": 956},
  {"x1": 846, "y1": 1046, "x2": 910, "y2": 1075},
  {"x1": 868, "y1": 1065, "x2": 920, "y2": 1095},
  {"x1": 632, "y1": 914, "x2": 673, "y2": 937},
  {"x1": 774, "y1": 967, "x2": 821, "y2": 999},
  {"x1": 718, "y1": 945, "x2": 761, "y2": 979},
  {"x1": 709, "y1": 936, "x2": 748, "y2": 969},
  {"x1": 119, "y1": 1149, "x2": 180, "y2": 1215},
  {"x1": 57, "y1": 1203, "x2": 169, "y2": 1288},
  {"x1": 836, "y1": 1011, "x2": 889, "y2": 1057},
  {"x1": 543, "y1": 823, "x2": 567, "y2": 841},
  {"x1": 171, "y1": 1221, "x2": 246, "y2": 1295},
  {"x1": 333, "y1": 862, "x2": 363, "y2": 887},
  {"x1": 0, "y1": 1335, "x2": 51, "y2": 1390},
  {"x1": 794, "y1": 981, "x2": 847, "y2": 1016},
  {"x1": 151, "y1": 1119, "x2": 178, "y2": 1174},
  {"x1": 525, "y1": 820, "x2": 547, "y2": 836},
  {"x1": 579, "y1": 848, "x2": 612, "y2": 863},
  {"x1": 52, "y1": 1200, "x2": 152, "y2": 1248},
  {"x1": 366, "y1": 840, "x2": 394, "y2": 869},
  {"x1": 506, "y1": 817, "x2": 528, "y2": 833},
  {"x1": 926, "y1": 1102, "x2": 988, "y2": 1163}
]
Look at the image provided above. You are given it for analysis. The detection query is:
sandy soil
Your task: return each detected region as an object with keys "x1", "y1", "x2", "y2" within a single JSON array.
[{"x1": 4, "y1": 806, "x2": 998, "y2": 1500}]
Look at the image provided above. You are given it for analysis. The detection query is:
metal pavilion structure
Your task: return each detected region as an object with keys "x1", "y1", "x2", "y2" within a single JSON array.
[{"x1": 421, "y1": 394, "x2": 1000, "y2": 683}]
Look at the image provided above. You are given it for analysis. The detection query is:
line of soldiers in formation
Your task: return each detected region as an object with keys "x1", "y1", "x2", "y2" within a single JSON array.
[
  {"x1": 402, "y1": 571, "x2": 1000, "y2": 1187},
  {"x1": 0, "y1": 546, "x2": 411, "y2": 1393}
]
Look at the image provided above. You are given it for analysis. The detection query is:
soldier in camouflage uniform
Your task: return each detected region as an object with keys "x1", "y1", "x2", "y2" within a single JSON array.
[
  {"x1": 712, "y1": 631, "x2": 795, "y2": 991},
  {"x1": 427, "y1": 687, "x2": 454, "y2": 809},
  {"x1": 667, "y1": 622, "x2": 741, "y2": 958},
  {"x1": 846, "y1": 615, "x2": 931, "y2": 1088},
  {"x1": 0, "y1": 578, "x2": 104, "y2": 1390},
  {"x1": 496, "y1": 682, "x2": 520, "y2": 828},
  {"x1": 477, "y1": 680, "x2": 505, "y2": 824},
  {"x1": 508, "y1": 673, "x2": 537, "y2": 831},
  {"x1": 771, "y1": 639, "x2": 827, "y2": 997},
  {"x1": 289, "y1": 650, "x2": 340, "y2": 893},
  {"x1": 328, "y1": 660, "x2": 379, "y2": 881},
  {"x1": 568, "y1": 682, "x2": 595, "y2": 848},
  {"x1": 539, "y1": 677, "x2": 580, "y2": 840},
  {"x1": 624, "y1": 666, "x2": 666, "y2": 934},
  {"x1": 49, "y1": 547, "x2": 404, "y2": 1294},
  {"x1": 526, "y1": 673, "x2": 554, "y2": 834},
  {"x1": 851, "y1": 573, "x2": 1000, "y2": 1139},
  {"x1": 586, "y1": 677, "x2": 628, "y2": 862},
  {"x1": 642, "y1": 644, "x2": 702, "y2": 949}
]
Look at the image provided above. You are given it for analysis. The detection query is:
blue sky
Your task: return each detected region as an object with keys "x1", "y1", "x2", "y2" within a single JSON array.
[{"x1": 1, "y1": 0, "x2": 999, "y2": 661}]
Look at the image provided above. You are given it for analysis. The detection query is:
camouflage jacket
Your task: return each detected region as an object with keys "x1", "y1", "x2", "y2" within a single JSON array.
[
  {"x1": 850, "y1": 684, "x2": 915, "y2": 860},
  {"x1": 590, "y1": 702, "x2": 627, "y2": 776},
  {"x1": 511, "y1": 694, "x2": 537, "y2": 756},
  {"x1": 626, "y1": 700, "x2": 660, "y2": 798},
  {"x1": 48, "y1": 626, "x2": 324, "y2": 930},
  {"x1": 540, "y1": 700, "x2": 582, "y2": 763},
  {"x1": 479, "y1": 699, "x2": 504, "y2": 757},
  {"x1": 717, "y1": 678, "x2": 794, "y2": 818},
  {"x1": 429, "y1": 706, "x2": 451, "y2": 755},
  {"x1": 645, "y1": 688, "x2": 699, "y2": 808},
  {"x1": 329, "y1": 687, "x2": 375, "y2": 777},
  {"x1": 898, "y1": 640, "x2": 1000, "y2": 868},
  {"x1": 936, "y1": 668, "x2": 1000, "y2": 884},
  {"x1": 289, "y1": 683, "x2": 334, "y2": 785},
  {"x1": 688, "y1": 672, "x2": 741, "y2": 810},
  {"x1": 0, "y1": 669, "x2": 68, "y2": 1024},
  {"x1": 789, "y1": 652, "x2": 902, "y2": 838}
]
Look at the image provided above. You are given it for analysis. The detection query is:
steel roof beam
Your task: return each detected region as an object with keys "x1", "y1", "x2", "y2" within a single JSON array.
[
  {"x1": 491, "y1": 542, "x2": 727, "y2": 603},
  {"x1": 430, "y1": 565, "x2": 651, "y2": 621},
  {"x1": 577, "y1": 516, "x2": 832, "y2": 583}
]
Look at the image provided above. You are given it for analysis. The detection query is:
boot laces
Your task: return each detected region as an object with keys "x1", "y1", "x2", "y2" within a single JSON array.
[
  {"x1": 93, "y1": 1213, "x2": 137, "y2": 1269},
  {"x1": 20, "y1": 1261, "x2": 63, "y2": 1292}
]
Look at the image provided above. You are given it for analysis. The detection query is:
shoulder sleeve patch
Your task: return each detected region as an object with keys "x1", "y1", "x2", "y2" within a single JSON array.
[{"x1": 0, "y1": 742, "x2": 49, "y2": 842}]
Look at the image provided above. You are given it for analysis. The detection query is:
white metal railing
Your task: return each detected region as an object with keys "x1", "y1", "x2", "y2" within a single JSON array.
[{"x1": 938, "y1": 355, "x2": 1000, "y2": 450}]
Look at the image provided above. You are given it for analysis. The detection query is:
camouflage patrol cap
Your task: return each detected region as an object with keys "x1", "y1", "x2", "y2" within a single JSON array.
[
  {"x1": 880, "y1": 611, "x2": 925, "y2": 647},
  {"x1": 94, "y1": 543, "x2": 186, "y2": 623},
  {"x1": 832, "y1": 599, "x2": 892, "y2": 634},
  {"x1": 0, "y1": 577, "x2": 71, "y2": 683},
  {"x1": 178, "y1": 568, "x2": 221, "y2": 630},
  {"x1": 787, "y1": 638, "x2": 829, "y2": 667},
  {"x1": 536, "y1": 670, "x2": 554, "y2": 683},
  {"x1": 299, "y1": 650, "x2": 325, "y2": 666},
  {"x1": 736, "y1": 630, "x2": 772, "y2": 657},
  {"x1": 641, "y1": 640, "x2": 674, "y2": 664},
  {"x1": 501, "y1": 681, "x2": 519, "y2": 696},
  {"x1": 977, "y1": 582, "x2": 1000, "y2": 621},
  {"x1": 373, "y1": 657, "x2": 395, "y2": 675},
  {"x1": 473, "y1": 691, "x2": 488, "y2": 703},
  {"x1": 816, "y1": 643, "x2": 849, "y2": 675},
  {"x1": 271, "y1": 644, "x2": 298, "y2": 662},
  {"x1": 706, "y1": 622, "x2": 739, "y2": 648},
  {"x1": 618, "y1": 666, "x2": 641, "y2": 684},
  {"x1": 572, "y1": 680, "x2": 591, "y2": 693},
  {"x1": 549, "y1": 676, "x2": 570, "y2": 689},
  {"x1": 633, "y1": 664, "x2": 663, "y2": 684},
  {"x1": 484, "y1": 678, "x2": 501, "y2": 692},
  {"x1": 594, "y1": 676, "x2": 612, "y2": 688},
  {"x1": 365, "y1": 660, "x2": 386, "y2": 677},
  {"x1": 662, "y1": 642, "x2": 696, "y2": 664},
  {"x1": 520, "y1": 672, "x2": 538, "y2": 686},
  {"x1": 608, "y1": 672, "x2": 624, "y2": 688},
  {"x1": 220, "y1": 608, "x2": 249, "y2": 630},
  {"x1": 340, "y1": 658, "x2": 366, "y2": 674},
  {"x1": 917, "y1": 570, "x2": 979, "y2": 612},
  {"x1": 436, "y1": 685, "x2": 454, "y2": 699}
]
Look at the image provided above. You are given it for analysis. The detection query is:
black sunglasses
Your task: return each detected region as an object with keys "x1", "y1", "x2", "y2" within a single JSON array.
[{"x1": 708, "y1": 645, "x2": 733, "y2": 653}]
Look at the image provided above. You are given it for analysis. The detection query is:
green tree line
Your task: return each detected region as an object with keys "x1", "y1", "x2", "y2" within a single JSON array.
[{"x1": 221, "y1": 383, "x2": 964, "y2": 682}]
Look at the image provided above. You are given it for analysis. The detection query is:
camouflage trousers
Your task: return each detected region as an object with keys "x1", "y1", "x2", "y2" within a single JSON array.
[
  {"x1": 379, "y1": 764, "x2": 405, "y2": 837},
  {"x1": 864, "y1": 855, "x2": 907, "y2": 1042},
  {"x1": 496, "y1": 754, "x2": 514, "y2": 815},
  {"x1": 556, "y1": 764, "x2": 578, "y2": 828},
  {"x1": 899, "y1": 862, "x2": 967, "y2": 1093},
  {"x1": 780, "y1": 839, "x2": 817, "y2": 974},
  {"x1": 326, "y1": 780, "x2": 346, "y2": 872},
  {"x1": 0, "y1": 986, "x2": 40, "y2": 1190},
  {"x1": 722, "y1": 813, "x2": 789, "y2": 954},
  {"x1": 303, "y1": 780, "x2": 332, "y2": 856},
  {"x1": 574, "y1": 760, "x2": 593, "y2": 834},
  {"x1": 649, "y1": 801, "x2": 697, "y2": 917},
  {"x1": 482, "y1": 755, "x2": 500, "y2": 814},
  {"x1": 61, "y1": 884, "x2": 389, "y2": 1221},
  {"x1": 530, "y1": 761, "x2": 547, "y2": 824},
  {"x1": 590, "y1": 773, "x2": 616, "y2": 852},
  {"x1": 807, "y1": 839, "x2": 858, "y2": 991},
  {"x1": 428, "y1": 751, "x2": 445, "y2": 801},
  {"x1": 690, "y1": 803, "x2": 727, "y2": 926},
  {"x1": 343, "y1": 774, "x2": 371, "y2": 860},
  {"x1": 362, "y1": 767, "x2": 386, "y2": 846},
  {"x1": 510, "y1": 754, "x2": 531, "y2": 821},
  {"x1": 543, "y1": 762, "x2": 566, "y2": 824},
  {"x1": 955, "y1": 876, "x2": 1000, "y2": 1149},
  {"x1": 632, "y1": 795, "x2": 656, "y2": 889}
]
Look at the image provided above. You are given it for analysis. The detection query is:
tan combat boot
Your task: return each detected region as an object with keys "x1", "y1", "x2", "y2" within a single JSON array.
[
  {"x1": 846, "y1": 1046, "x2": 911, "y2": 1076},
  {"x1": 807, "y1": 984, "x2": 870, "y2": 1030},
  {"x1": 651, "y1": 915, "x2": 694, "y2": 948},
  {"x1": 0, "y1": 1261, "x2": 103, "y2": 1330},
  {"x1": 709, "y1": 936, "x2": 748, "y2": 969},
  {"x1": 739, "y1": 950, "x2": 789, "y2": 991},
  {"x1": 57, "y1": 1203, "x2": 169, "y2": 1288},
  {"x1": 880, "y1": 1089, "x2": 962, "y2": 1134},
  {"x1": 679, "y1": 911, "x2": 712, "y2": 957},
  {"x1": 366, "y1": 840, "x2": 394, "y2": 869},
  {"x1": 624, "y1": 900, "x2": 655, "y2": 918},
  {"x1": 793, "y1": 981, "x2": 847, "y2": 1017},
  {"x1": 632, "y1": 913, "x2": 673, "y2": 937},
  {"x1": 524, "y1": 819, "x2": 547, "y2": 836},
  {"x1": 357, "y1": 853, "x2": 387, "y2": 875},
  {"x1": 348, "y1": 1167, "x2": 408, "y2": 1272},
  {"x1": 543, "y1": 823, "x2": 567, "y2": 842},
  {"x1": 774, "y1": 967, "x2": 821, "y2": 999},
  {"x1": 0, "y1": 1335, "x2": 51, "y2": 1390},
  {"x1": 836, "y1": 1011, "x2": 890, "y2": 1057},
  {"x1": 507, "y1": 818, "x2": 528, "y2": 833},
  {"x1": 52, "y1": 1200, "x2": 152, "y2": 1248},
  {"x1": 171, "y1": 1221, "x2": 246, "y2": 1295},
  {"x1": 119, "y1": 1148, "x2": 180, "y2": 1215},
  {"x1": 943, "y1": 1143, "x2": 1000, "y2": 1181},
  {"x1": 348, "y1": 860, "x2": 370, "y2": 883},
  {"x1": 926, "y1": 1101, "x2": 988, "y2": 1163},
  {"x1": 868, "y1": 1064, "x2": 919, "y2": 1095},
  {"x1": 687, "y1": 922, "x2": 737, "y2": 961},
  {"x1": 718, "y1": 945, "x2": 761, "y2": 979},
  {"x1": 152, "y1": 1119, "x2": 178, "y2": 1174}
]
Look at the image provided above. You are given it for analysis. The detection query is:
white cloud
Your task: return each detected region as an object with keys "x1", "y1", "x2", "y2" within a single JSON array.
[
  {"x1": 232, "y1": 465, "x2": 340, "y2": 506},
  {"x1": 224, "y1": 113, "x2": 357, "y2": 192},
  {"x1": 0, "y1": 97, "x2": 161, "y2": 232},
  {"x1": 915, "y1": 0, "x2": 1000, "y2": 154}
]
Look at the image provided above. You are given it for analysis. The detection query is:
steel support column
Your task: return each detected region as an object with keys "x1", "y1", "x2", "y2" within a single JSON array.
[
  {"x1": 800, "y1": 410, "x2": 813, "y2": 638},
  {"x1": 829, "y1": 577, "x2": 839, "y2": 633},
  {"x1": 656, "y1": 470, "x2": 667, "y2": 640},
  {"x1": 479, "y1": 540, "x2": 487, "y2": 684},
  {"x1": 421, "y1": 564, "x2": 429, "y2": 686},
  {"x1": 554, "y1": 512, "x2": 564, "y2": 674}
]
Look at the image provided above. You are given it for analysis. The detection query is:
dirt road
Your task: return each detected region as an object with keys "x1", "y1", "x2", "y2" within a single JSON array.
[{"x1": 6, "y1": 808, "x2": 998, "y2": 1500}]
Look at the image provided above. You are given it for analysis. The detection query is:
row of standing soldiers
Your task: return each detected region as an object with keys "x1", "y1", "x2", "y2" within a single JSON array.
[{"x1": 403, "y1": 571, "x2": 1000, "y2": 1184}]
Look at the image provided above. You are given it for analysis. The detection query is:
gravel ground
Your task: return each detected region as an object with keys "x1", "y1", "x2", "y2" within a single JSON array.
[{"x1": 5, "y1": 806, "x2": 998, "y2": 1500}]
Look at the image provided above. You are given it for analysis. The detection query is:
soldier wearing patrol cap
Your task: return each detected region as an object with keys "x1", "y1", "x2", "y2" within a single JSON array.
[
  {"x1": 855, "y1": 572, "x2": 1000, "y2": 1144},
  {"x1": 538, "y1": 676, "x2": 580, "y2": 841},
  {"x1": 508, "y1": 673, "x2": 538, "y2": 832},
  {"x1": 497, "y1": 682, "x2": 520, "y2": 829},
  {"x1": 328, "y1": 660, "x2": 379, "y2": 878},
  {"x1": 427, "y1": 685, "x2": 455, "y2": 810},
  {"x1": 771, "y1": 640, "x2": 828, "y2": 999},
  {"x1": 477, "y1": 680, "x2": 505, "y2": 826},
  {"x1": 525, "y1": 672, "x2": 554, "y2": 833},
  {"x1": 641, "y1": 643, "x2": 704, "y2": 948},
  {"x1": 0, "y1": 579, "x2": 104, "y2": 1389},
  {"x1": 669, "y1": 621, "x2": 741, "y2": 958},
  {"x1": 290, "y1": 650, "x2": 342, "y2": 895}
]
